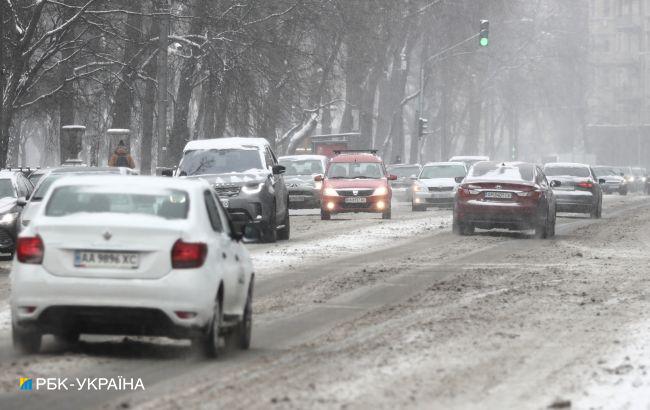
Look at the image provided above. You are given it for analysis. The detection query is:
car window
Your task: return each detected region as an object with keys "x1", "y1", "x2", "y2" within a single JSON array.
[
  {"x1": 279, "y1": 160, "x2": 325, "y2": 176},
  {"x1": 420, "y1": 165, "x2": 466, "y2": 179},
  {"x1": 16, "y1": 178, "x2": 29, "y2": 198},
  {"x1": 327, "y1": 162, "x2": 383, "y2": 179},
  {"x1": 264, "y1": 148, "x2": 275, "y2": 169},
  {"x1": 537, "y1": 168, "x2": 549, "y2": 187},
  {"x1": 204, "y1": 190, "x2": 224, "y2": 232},
  {"x1": 468, "y1": 163, "x2": 534, "y2": 182},
  {"x1": 544, "y1": 166, "x2": 590, "y2": 178},
  {"x1": 0, "y1": 179, "x2": 16, "y2": 198},
  {"x1": 388, "y1": 166, "x2": 420, "y2": 178},
  {"x1": 178, "y1": 148, "x2": 264, "y2": 176}
]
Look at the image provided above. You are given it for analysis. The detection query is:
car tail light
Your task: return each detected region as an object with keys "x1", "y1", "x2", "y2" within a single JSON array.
[
  {"x1": 17, "y1": 236, "x2": 44, "y2": 264},
  {"x1": 458, "y1": 184, "x2": 479, "y2": 197},
  {"x1": 171, "y1": 240, "x2": 207, "y2": 269},
  {"x1": 577, "y1": 181, "x2": 593, "y2": 189}
]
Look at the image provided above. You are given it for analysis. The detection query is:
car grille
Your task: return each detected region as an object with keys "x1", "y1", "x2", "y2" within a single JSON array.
[
  {"x1": 214, "y1": 184, "x2": 241, "y2": 197},
  {"x1": 0, "y1": 228, "x2": 14, "y2": 248},
  {"x1": 289, "y1": 189, "x2": 314, "y2": 196},
  {"x1": 428, "y1": 186, "x2": 454, "y2": 192},
  {"x1": 337, "y1": 189, "x2": 374, "y2": 197}
]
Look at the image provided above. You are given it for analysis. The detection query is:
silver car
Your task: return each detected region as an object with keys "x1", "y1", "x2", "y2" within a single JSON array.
[
  {"x1": 279, "y1": 155, "x2": 328, "y2": 209},
  {"x1": 411, "y1": 162, "x2": 467, "y2": 211}
]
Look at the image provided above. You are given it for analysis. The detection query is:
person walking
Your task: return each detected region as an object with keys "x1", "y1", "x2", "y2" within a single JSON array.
[{"x1": 108, "y1": 140, "x2": 136, "y2": 168}]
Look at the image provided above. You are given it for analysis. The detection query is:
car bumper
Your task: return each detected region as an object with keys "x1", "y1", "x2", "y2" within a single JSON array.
[
  {"x1": 391, "y1": 186, "x2": 411, "y2": 201},
  {"x1": 554, "y1": 191, "x2": 594, "y2": 212},
  {"x1": 221, "y1": 196, "x2": 268, "y2": 223},
  {"x1": 321, "y1": 195, "x2": 390, "y2": 213},
  {"x1": 455, "y1": 201, "x2": 538, "y2": 228},
  {"x1": 287, "y1": 188, "x2": 320, "y2": 208},
  {"x1": 413, "y1": 190, "x2": 455, "y2": 206},
  {"x1": 11, "y1": 264, "x2": 215, "y2": 337}
]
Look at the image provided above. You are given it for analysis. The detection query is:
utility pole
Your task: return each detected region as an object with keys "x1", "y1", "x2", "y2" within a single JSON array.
[
  {"x1": 156, "y1": 1, "x2": 170, "y2": 169},
  {"x1": 0, "y1": 2, "x2": 6, "y2": 168}
]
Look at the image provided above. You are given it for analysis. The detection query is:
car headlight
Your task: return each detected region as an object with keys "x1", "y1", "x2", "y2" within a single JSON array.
[
  {"x1": 323, "y1": 187, "x2": 338, "y2": 196},
  {"x1": 643, "y1": 177, "x2": 647, "y2": 183},
  {"x1": 629, "y1": 176, "x2": 635, "y2": 182},
  {"x1": 241, "y1": 182, "x2": 264, "y2": 194},
  {"x1": 0, "y1": 212, "x2": 18, "y2": 224},
  {"x1": 373, "y1": 186, "x2": 388, "y2": 196},
  {"x1": 314, "y1": 181, "x2": 322, "y2": 190},
  {"x1": 412, "y1": 183, "x2": 424, "y2": 192}
]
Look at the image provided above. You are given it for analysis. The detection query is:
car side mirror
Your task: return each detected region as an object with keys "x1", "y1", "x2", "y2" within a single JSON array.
[
  {"x1": 314, "y1": 174, "x2": 324, "y2": 182},
  {"x1": 550, "y1": 180, "x2": 561, "y2": 188},
  {"x1": 454, "y1": 176, "x2": 464, "y2": 184},
  {"x1": 388, "y1": 174, "x2": 398, "y2": 181},
  {"x1": 16, "y1": 197, "x2": 27, "y2": 207},
  {"x1": 272, "y1": 165, "x2": 285, "y2": 175},
  {"x1": 598, "y1": 178, "x2": 606, "y2": 185}
]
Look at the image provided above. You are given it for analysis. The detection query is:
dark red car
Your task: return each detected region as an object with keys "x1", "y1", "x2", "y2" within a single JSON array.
[
  {"x1": 315, "y1": 151, "x2": 396, "y2": 220},
  {"x1": 453, "y1": 161, "x2": 557, "y2": 238}
]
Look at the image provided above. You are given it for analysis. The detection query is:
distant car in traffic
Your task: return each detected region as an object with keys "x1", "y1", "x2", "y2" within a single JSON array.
[
  {"x1": 448, "y1": 155, "x2": 489, "y2": 170},
  {"x1": 174, "y1": 137, "x2": 289, "y2": 243},
  {"x1": 631, "y1": 167, "x2": 647, "y2": 193},
  {"x1": 279, "y1": 154, "x2": 328, "y2": 209},
  {"x1": 10, "y1": 176, "x2": 255, "y2": 357},
  {"x1": 593, "y1": 166, "x2": 628, "y2": 195},
  {"x1": 18, "y1": 166, "x2": 137, "y2": 230},
  {"x1": 543, "y1": 163, "x2": 603, "y2": 218},
  {"x1": 411, "y1": 162, "x2": 466, "y2": 211},
  {"x1": 386, "y1": 163, "x2": 421, "y2": 202},
  {"x1": 453, "y1": 161, "x2": 556, "y2": 238},
  {"x1": 317, "y1": 150, "x2": 396, "y2": 220},
  {"x1": 0, "y1": 171, "x2": 34, "y2": 255}
]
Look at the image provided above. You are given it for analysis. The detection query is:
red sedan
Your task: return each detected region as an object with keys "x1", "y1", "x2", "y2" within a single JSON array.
[
  {"x1": 453, "y1": 161, "x2": 557, "y2": 238},
  {"x1": 316, "y1": 151, "x2": 396, "y2": 220}
]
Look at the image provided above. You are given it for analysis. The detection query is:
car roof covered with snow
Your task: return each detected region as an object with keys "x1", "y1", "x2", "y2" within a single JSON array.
[
  {"x1": 279, "y1": 154, "x2": 328, "y2": 162},
  {"x1": 466, "y1": 161, "x2": 535, "y2": 182},
  {"x1": 449, "y1": 155, "x2": 489, "y2": 161},
  {"x1": 543, "y1": 162, "x2": 590, "y2": 169},
  {"x1": 330, "y1": 153, "x2": 383, "y2": 163},
  {"x1": 183, "y1": 137, "x2": 269, "y2": 152},
  {"x1": 423, "y1": 161, "x2": 466, "y2": 167},
  {"x1": 387, "y1": 163, "x2": 420, "y2": 168},
  {"x1": 46, "y1": 175, "x2": 210, "y2": 194}
]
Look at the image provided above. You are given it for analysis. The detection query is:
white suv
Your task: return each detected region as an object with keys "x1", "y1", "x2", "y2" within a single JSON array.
[{"x1": 11, "y1": 175, "x2": 254, "y2": 357}]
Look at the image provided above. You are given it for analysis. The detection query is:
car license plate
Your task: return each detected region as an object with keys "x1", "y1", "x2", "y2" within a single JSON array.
[
  {"x1": 484, "y1": 191, "x2": 512, "y2": 199},
  {"x1": 289, "y1": 195, "x2": 305, "y2": 202},
  {"x1": 344, "y1": 197, "x2": 367, "y2": 203},
  {"x1": 221, "y1": 198, "x2": 229, "y2": 208},
  {"x1": 74, "y1": 251, "x2": 139, "y2": 269}
]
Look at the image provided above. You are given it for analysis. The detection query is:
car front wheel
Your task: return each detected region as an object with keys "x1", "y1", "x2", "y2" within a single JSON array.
[
  {"x1": 320, "y1": 209, "x2": 331, "y2": 220},
  {"x1": 277, "y1": 206, "x2": 290, "y2": 241}
]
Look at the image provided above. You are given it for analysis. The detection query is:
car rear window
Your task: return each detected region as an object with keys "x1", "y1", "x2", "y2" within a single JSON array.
[
  {"x1": 45, "y1": 186, "x2": 189, "y2": 219},
  {"x1": 544, "y1": 166, "x2": 590, "y2": 178},
  {"x1": 468, "y1": 163, "x2": 534, "y2": 182}
]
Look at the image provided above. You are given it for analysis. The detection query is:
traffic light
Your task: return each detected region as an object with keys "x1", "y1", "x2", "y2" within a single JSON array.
[
  {"x1": 479, "y1": 20, "x2": 489, "y2": 47},
  {"x1": 418, "y1": 117, "x2": 428, "y2": 138}
]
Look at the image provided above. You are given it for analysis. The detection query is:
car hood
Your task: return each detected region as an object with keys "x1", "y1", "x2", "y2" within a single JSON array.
[
  {"x1": 284, "y1": 175, "x2": 317, "y2": 186},
  {"x1": 0, "y1": 197, "x2": 17, "y2": 214},
  {"x1": 186, "y1": 170, "x2": 269, "y2": 186},
  {"x1": 419, "y1": 177, "x2": 458, "y2": 188},
  {"x1": 325, "y1": 178, "x2": 386, "y2": 189}
]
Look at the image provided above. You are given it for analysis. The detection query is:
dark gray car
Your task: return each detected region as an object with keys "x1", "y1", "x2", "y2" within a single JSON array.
[
  {"x1": 0, "y1": 171, "x2": 34, "y2": 255},
  {"x1": 279, "y1": 155, "x2": 328, "y2": 209},
  {"x1": 543, "y1": 162, "x2": 603, "y2": 218},
  {"x1": 176, "y1": 137, "x2": 289, "y2": 243}
]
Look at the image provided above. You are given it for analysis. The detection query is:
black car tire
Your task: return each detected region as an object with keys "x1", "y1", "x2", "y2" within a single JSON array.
[
  {"x1": 233, "y1": 280, "x2": 253, "y2": 350},
  {"x1": 619, "y1": 188, "x2": 628, "y2": 196},
  {"x1": 277, "y1": 205, "x2": 290, "y2": 241},
  {"x1": 320, "y1": 209, "x2": 331, "y2": 220},
  {"x1": 382, "y1": 208, "x2": 392, "y2": 219},
  {"x1": 12, "y1": 323, "x2": 41, "y2": 354},
  {"x1": 590, "y1": 200, "x2": 602, "y2": 219},
  {"x1": 54, "y1": 331, "x2": 80, "y2": 345},
  {"x1": 453, "y1": 218, "x2": 474, "y2": 235},
  {"x1": 260, "y1": 204, "x2": 277, "y2": 243},
  {"x1": 193, "y1": 298, "x2": 223, "y2": 358}
]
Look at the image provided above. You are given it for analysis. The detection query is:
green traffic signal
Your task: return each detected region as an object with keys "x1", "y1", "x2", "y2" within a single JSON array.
[
  {"x1": 480, "y1": 37, "x2": 489, "y2": 47},
  {"x1": 479, "y1": 19, "x2": 489, "y2": 47}
]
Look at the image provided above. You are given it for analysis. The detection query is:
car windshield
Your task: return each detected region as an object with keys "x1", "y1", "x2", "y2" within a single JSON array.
[
  {"x1": 388, "y1": 166, "x2": 420, "y2": 178},
  {"x1": 179, "y1": 148, "x2": 263, "y2": 176},
  {"x1": 0, "y1": 179, "x2": 15, "y2": 198},
  {"x1": 280, "y1": 160, "x2": 324, "y2": 176},
  {"x1": 544, "y1": 166, "x2": 590, "y2": 178},
  {"x1": 420, "y1": 165, "x2": 466, "y2": 179},
  {"x1": 327, "y1": 162, "x2": 384, "y2": 179},
  {"x1": 45, "y1": 186, "x2": 189, "y2": 219},
  {"x1": 469, "y1": 163, "x2": 534, "y2": 182}
]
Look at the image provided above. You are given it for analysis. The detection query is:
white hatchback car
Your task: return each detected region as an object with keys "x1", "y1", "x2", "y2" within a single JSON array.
[{"x1": 10, "y1": 176, "x2": 254, "y2": 357}]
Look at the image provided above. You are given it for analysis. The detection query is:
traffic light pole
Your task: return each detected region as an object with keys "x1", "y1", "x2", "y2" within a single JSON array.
[{"x1": 414, "y1": 33, "x2": 480, "y2": 163}]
